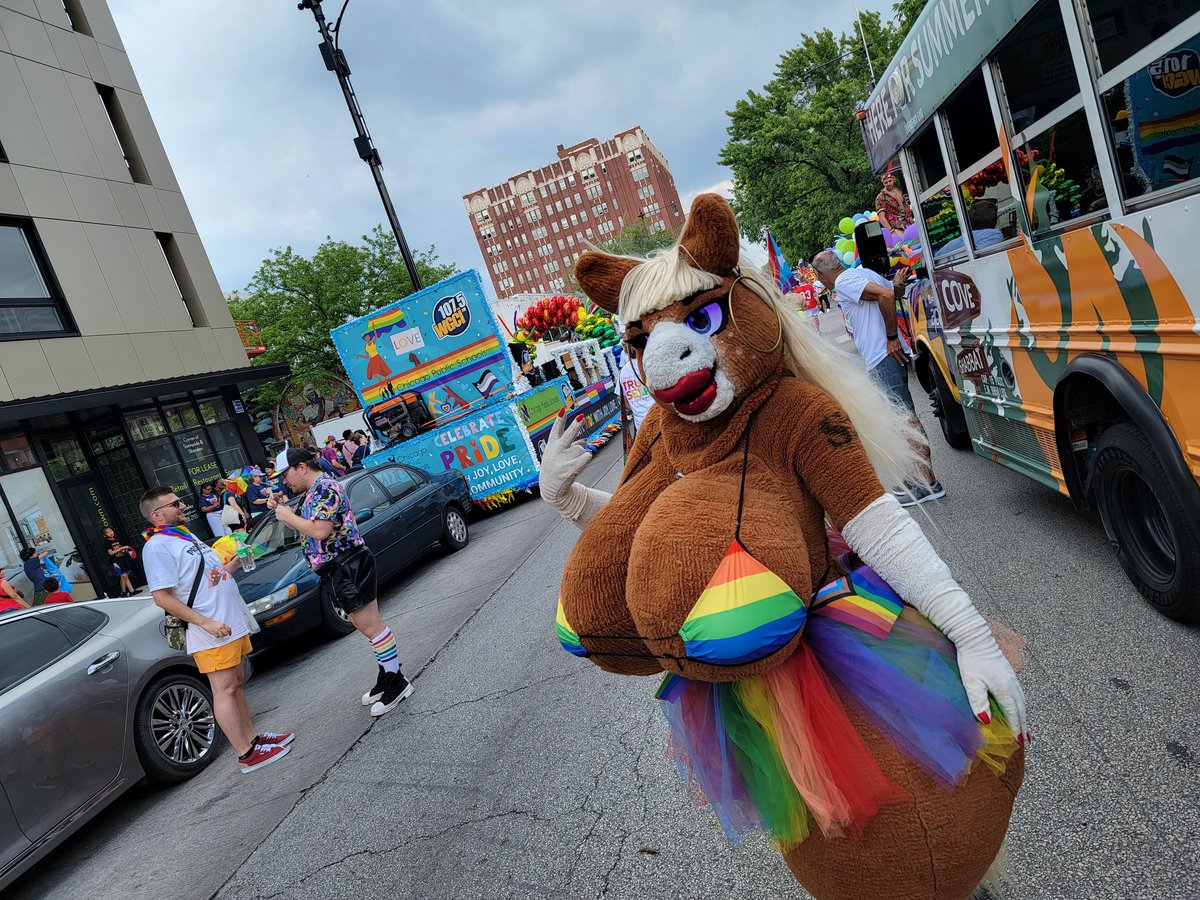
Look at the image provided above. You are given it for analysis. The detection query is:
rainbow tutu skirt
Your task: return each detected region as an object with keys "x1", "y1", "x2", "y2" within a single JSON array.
[{"x1": 656, "y1": 582, "x2": 1019, "y2": 849}]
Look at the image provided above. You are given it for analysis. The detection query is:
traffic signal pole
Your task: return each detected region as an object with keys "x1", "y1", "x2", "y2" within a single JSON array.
[{"x1": 297, "y1": 0, "x2": 423, "y2": 292}]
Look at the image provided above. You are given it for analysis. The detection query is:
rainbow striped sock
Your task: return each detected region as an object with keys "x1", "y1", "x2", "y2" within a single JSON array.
[{"x1": 368, "y1": 627, "x2": 400, "y2": 674}]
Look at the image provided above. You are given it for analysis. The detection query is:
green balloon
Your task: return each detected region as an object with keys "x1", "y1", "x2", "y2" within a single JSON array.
[{"x1": 838, "y1": 217, "x2": 855, "y2": 235}]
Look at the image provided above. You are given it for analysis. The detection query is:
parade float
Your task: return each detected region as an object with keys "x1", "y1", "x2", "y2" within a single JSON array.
[{"x1": 329, "y1": 271, "x2": 621, "y2": 509}]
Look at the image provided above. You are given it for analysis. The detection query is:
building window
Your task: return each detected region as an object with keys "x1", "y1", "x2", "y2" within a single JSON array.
[
  {"x1": 593, "y1": 203, "x2": 608, "y2": 216},
  {"x1": 567, "y1": 174, "x2": 576, "y2": 186},
  {"x1": 585, "y1": 227, "x2": 594, "y2": 238},
  {"x1": 0, "y1": 434, "x2": 37, "y2": 471},
  {"x1": 0, "y1": 218, "x2": 75, "y2": 339},
  {"x1": 581, "y1": 167, "x2": 597, "y2": 182},
  {"x1": 641, "y1": 203, "x2": 660, "y2": 216},
  {"x1": 96, "y1": 85, "x2": 149, "y2": 184},
  {"x1": 549, "y1": 182, "x2": 558, "y2": 194},
  {"x1": 520, "y1": 191, "x2": 535, "y2": 206},
  {"x1": 539, "y1": 185, "x2": 547, "y2": 198},
  {"x1": 155, "y1": 233, "x2": 207, "y2": 327},
  {"x1": 586, "y1": 185, "x2": 603, "y2": 200},
  {"x1": 627, "y1": 148, "x2": 644, "y2": 164},
  {"x1": 61, "y1": 0, "x2": 92, "y2": 35},
  {"x1": 638, "y1": 184, "x2": 656, "y2": 200},
  {"x1": 474, "y1": 210, "x2": 490, "y2": 223},
  {"x1": 1086, "y1": 0, "x2": 1193, "y2": 74}
]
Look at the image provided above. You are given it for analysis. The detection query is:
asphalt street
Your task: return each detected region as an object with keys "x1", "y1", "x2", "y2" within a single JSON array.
[{"x1": 13, "y1": 312, "x2": 1200, "y2": 899}]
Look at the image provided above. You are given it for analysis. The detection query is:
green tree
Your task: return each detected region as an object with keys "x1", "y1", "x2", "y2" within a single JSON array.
[
  {"x1": 719, "y1": 1, "x2": 928, "y2": 263},
  {"x1": 228, "y1": 225, "x2": 456, "y2": 409},
  {"x1": 564, "y1": 217, "x2": 678, "y2": 298}
]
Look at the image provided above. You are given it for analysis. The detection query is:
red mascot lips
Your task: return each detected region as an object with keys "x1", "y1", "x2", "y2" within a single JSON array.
[{"x1": 652, "y1": 368, "x2": 718, "y2": 416}]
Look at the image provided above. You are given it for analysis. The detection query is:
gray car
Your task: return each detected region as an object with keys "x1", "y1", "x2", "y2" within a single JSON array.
[{"x1": 0, "y1": 598, "x2": 220, "y2": 891}]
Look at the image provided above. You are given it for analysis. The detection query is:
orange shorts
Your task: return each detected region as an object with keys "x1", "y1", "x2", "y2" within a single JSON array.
[{"x1": 192, "y1": 635, "x2": 252, "y2": 673}]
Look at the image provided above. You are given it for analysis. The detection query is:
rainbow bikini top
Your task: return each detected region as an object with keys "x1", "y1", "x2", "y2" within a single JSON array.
[{"x1": 559, "y1": 416, "x2": 809, "y2": 667}]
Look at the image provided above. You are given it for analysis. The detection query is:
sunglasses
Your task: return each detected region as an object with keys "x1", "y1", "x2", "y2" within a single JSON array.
[{"x1": 154, "y1": 499, "x2": 185, "y2": 513}]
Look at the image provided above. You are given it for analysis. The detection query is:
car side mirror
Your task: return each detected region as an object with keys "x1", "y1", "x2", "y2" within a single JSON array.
[{"x1": 355, "y1": 508, "x2": 374, "y2": 523}]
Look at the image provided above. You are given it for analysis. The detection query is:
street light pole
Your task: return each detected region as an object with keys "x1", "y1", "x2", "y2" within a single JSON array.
[{"x1": 297, "y1": 0, "x2": 423, "y2": 292}]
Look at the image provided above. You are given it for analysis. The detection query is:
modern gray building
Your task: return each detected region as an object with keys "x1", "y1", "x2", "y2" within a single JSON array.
[{"x1": 0, "y1": 0, "x2": 286, "y2": 598}]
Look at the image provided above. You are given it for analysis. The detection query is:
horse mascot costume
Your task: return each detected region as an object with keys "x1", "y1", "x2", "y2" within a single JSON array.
[{"x1": 539, "y1": 194, "x2": 1027, "y2": 900}]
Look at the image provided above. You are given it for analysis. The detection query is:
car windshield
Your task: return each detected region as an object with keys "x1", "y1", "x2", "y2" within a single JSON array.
[{"x1": 247, "y1": 507, "x2": 302, "y2": 556}]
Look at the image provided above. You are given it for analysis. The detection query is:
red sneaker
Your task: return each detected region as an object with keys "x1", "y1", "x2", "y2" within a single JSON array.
[
  {"x1": 259, "y1": 731, "x2": 295, "y2": 747},
  {"x1": 238, "y1": 741, "x2": 291, "y2": 774}
]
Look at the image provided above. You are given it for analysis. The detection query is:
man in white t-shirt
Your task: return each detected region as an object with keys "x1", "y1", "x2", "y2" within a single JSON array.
[
  {"x1": 812, "y1": 251, "x2": 943, "y2": 505},
  {"x1": 618, "y1": 350, "x2": 655, "y2": 432},
  {"x1": 141, "y1": 486, "x2": 294, "y2": 774}
]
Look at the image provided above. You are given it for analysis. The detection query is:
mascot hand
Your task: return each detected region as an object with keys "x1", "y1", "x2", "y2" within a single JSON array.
[
  {"x1": 539, "y1": 410, "x2": 611, "y2": 529},
  {"x1": 842, "y1": 493, "x2": 1030, "y2": 743}
]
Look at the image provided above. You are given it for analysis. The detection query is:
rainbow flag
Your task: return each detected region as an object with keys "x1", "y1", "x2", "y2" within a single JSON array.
[
  {"x1": 810, "y1": 566, "x2": 904, "y2": 640},
  {"x1": 766, "y1": 230, "x2": 797, "y2": 294},
  {"x1": 361, "y1": 335, "x2": 503, "y2": 404},
  {"x1": 679, "y1": 540, "x2": 807, "y2": 665},
  {"x1": 368, "y1": 306, "x2": 408, "y2": 332}
]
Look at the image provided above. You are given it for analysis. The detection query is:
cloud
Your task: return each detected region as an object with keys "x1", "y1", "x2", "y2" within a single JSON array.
[{"x1": 108, "y1": 0, "x2": 889, "y2": 293}]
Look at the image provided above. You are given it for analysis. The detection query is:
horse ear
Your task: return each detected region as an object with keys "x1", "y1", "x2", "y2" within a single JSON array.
[
  {"x1": 679, "y1": 193, "x2": 740, "y2": 277},
  {"x1": 573, "y1": 252, "x2": 639, "y2": 314}
]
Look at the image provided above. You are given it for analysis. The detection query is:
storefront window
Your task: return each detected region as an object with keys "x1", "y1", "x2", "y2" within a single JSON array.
[
  {"x1": 1016, "y1": 108, "x2": 1107, "y2": 235},
  {"x1": 44, "y1": 436, "x2": 90, "y2": 481},
  {"x1": 209, "y1": 421, "x2": 250, "y2": 473},
  {"x1": 923, "y1": 186, "x2": 965, "y2": 260},
  {"x1": 1086, "y1": 0, "x2": 1194, "y2": 74},
  {"x1": 1101, "y1": 33, "x2": 1200, "y2": 202},
  {"x1": 133, "y1": 435, "x2": 202, "y2": 530},
  {"x1": 125, "y1": 409, "x2": 166, "y2": 442},
  {"x1": 198, "y1": 397, "x2": 230, "y2": 425},
  {"x1": 174, "y1": 428, "x2": 221, "y2": 491},
  {"x1": 85, "y1": 423, "x2": 146, "y2": 540},
  {"x1": 164, "y1": 402, "x2": 200, "y2": 432},
  {"x1": 0, "y1": 468, "x2": 95, "y2": 600},
  {"x1": 0, "y1": 434, "x2": 36, "y2": 471}
]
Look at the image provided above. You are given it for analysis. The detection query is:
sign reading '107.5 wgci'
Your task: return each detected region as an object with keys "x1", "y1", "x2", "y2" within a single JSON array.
[{"x1": 432, "y1": 292, "x2": 470, "y2": 339}]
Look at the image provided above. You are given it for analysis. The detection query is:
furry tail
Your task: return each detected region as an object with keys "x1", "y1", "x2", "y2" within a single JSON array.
[{"x1": 969, "y1": 838, "x2": 1011, "y2": 899}]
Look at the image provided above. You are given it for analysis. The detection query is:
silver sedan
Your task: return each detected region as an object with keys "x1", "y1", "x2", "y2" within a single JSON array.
[{"x1": 0, "y1": 598, "x2": 223, "y2": 891}]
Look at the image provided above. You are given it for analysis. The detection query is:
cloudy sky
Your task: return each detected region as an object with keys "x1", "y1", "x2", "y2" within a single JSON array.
[{"x1": 108, "y1": 0, "x2": 889, "y2": 294}]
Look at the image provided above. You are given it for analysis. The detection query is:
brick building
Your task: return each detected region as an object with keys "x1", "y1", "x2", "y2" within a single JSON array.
[{"x1": 463, "y1": 126, "x2": 685, "y2": 298}]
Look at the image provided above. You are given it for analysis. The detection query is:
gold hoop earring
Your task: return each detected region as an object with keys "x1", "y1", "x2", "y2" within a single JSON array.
[{"x1": 727, "y1": 276, "x2": 782, "y2": 354}]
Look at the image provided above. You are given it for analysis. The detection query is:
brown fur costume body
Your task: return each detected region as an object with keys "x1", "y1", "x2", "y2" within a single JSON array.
[{"x1": 558, "y1": 195, "x2": 1023, "y2": 899}]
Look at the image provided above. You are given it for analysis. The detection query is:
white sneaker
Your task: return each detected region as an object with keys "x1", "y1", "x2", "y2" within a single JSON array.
[{"x1": 893, "y1": 480, "x2": 946, "y2": 507}]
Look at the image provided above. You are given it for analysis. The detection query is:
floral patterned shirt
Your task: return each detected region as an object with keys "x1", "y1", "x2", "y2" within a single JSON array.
[{"x1": 300, "y1": 474, "x2": 364, "y2": 570}]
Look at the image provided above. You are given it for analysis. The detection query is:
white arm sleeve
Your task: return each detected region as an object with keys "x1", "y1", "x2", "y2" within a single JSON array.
[{"x1": 842, "y1": 493, "x2": 1028, "y2": 739}]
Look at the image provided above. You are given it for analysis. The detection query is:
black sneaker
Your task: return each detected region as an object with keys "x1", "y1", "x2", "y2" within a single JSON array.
[
  {"x1": 360, "y1": 665, "x2": 385, "y2": 706},
  {"x1": 369, "y1": 671, "x2": 413, "y2": 717}
]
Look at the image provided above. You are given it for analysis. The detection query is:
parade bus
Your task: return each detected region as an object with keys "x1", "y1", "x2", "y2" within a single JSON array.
[{"x1": 859, "y1": 0, "x2": 1200, "y2": 621}]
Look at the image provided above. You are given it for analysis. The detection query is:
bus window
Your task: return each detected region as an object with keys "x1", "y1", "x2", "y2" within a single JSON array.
[
  {"x1": 911, "y1": 125, "x2": 946, "y2": 192},
  {"x1": 921, "y1": 185, "x2": 965, "y2": 260},
  {"x1": 1015, "y1": 108, "x2": 1109, "y2": 233},
  {"x1": 1085, "y1": 0, "x2": 1196, "y2": 73},
  {"x1": 995, "y1": 0, "x2": 1083, "y2": 134},
  {"x1": 950, "y1": 158, "x2": 1020, "y2": 256},
  {"x1": 944, "y1": 72, "x2": 1000, "y2": 169},
  {"x1": 1099, "y1": 31, "x2": 1200, "y2": 202}
]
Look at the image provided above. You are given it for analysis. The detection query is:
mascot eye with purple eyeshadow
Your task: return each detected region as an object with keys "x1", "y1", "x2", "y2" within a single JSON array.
[{"x1": 685, "y1": 300, "x2": 726, "y2": 337}]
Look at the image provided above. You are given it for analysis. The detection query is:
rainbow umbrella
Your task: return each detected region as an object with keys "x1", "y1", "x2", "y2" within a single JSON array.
[{"x1": 224, "y1": 466, "x2": 260, "y2": 496}]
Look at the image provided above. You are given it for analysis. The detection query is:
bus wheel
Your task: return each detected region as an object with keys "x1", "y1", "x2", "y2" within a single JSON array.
[
  {"x1": 1093, "y1": 423, "x2": 1200, "y2": 622},
  {"x1": 926, "y1": 358, "x2": 971, "y2": 450}
]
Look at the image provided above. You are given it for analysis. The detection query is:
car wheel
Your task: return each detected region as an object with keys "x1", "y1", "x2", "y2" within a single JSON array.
[
  {"x1": 926, "y1": 357, "x2": 972, "y2": 450},
  {"x1": 134, "y1": 672, "x2": 219, "y2": 786},
  {"x1": 1092, "y1": 422, "x2": 1200, "y2": 623},
  {"x1": 441, "y1": 505, "x2": 469, "y2": 551},
  {"x1": 319, "y1": 582, "x2": 357, "y2": 638}
]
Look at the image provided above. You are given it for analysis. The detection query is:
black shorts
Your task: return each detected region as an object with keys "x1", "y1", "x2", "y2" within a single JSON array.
[{"x1": 320, "y1": 546, "x2": 377, "y2": 615}]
